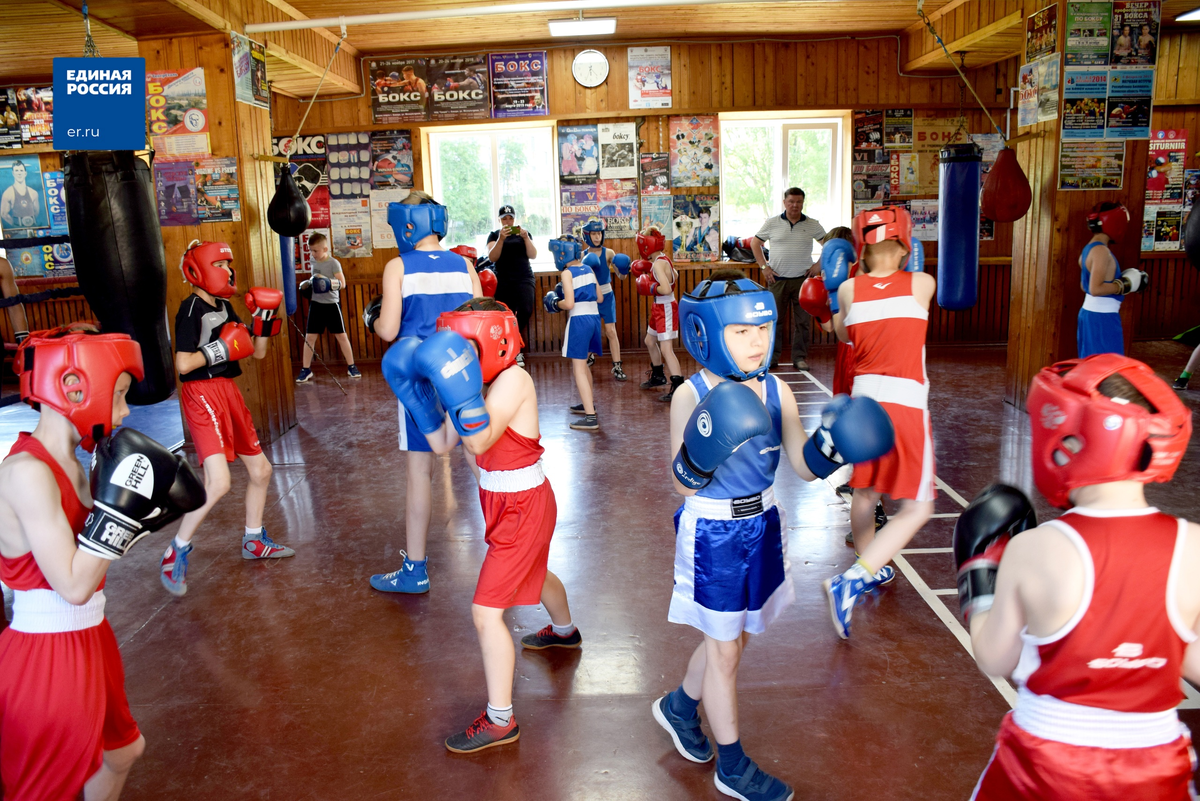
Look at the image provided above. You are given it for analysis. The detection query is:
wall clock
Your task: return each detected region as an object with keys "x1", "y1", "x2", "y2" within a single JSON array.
[{"x1": 572, "y1": 49, "x2": 609, "y2": 88}]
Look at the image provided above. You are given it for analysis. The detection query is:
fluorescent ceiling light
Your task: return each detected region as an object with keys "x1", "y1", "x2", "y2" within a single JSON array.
[
  {"x1": 1177, "y1": 7, "x2": 1200, "y2": 20},
  {"x1": 549, "y1": 16, "x2": 616, "y2": 36}
]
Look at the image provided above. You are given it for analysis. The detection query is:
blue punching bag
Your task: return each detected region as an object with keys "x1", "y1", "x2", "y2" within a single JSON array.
[
  {"x1": 937, "y1": 143, "x2": 982, "y2": 310},
  {"x1": 280, "y1": 235, "x2": 298, "y2": 316}
]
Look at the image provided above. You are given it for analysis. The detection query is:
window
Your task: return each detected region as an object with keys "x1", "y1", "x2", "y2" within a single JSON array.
[{"x1": 428, "y1": 125, "x2": 558, "y2": 269}]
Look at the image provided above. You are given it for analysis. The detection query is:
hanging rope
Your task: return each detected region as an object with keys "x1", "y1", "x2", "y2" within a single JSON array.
[
  {"x1": 290, "y1": 27, "x2": 347, "y2": 146},
  {"x1": 917, "y1": 5, "x2": 1005, "y2": 140},
  {"x1": 81, "y1": 3, "x2": 101, "y2": 57}
]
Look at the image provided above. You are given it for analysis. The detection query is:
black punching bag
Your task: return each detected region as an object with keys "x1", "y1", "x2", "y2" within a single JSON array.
[
  {"x1": 267, "y1": 165, "x2": 310, "y2": 237},
  {"x1": 1186, "y1": 207, "x2": 1200, "y2": 270},
  {"x1": 64, "y1": 151, "x2": 174, "y2": 405}
]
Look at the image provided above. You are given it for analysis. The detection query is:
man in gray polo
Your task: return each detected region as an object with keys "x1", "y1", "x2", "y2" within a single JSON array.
[{"x1": 750, "y1": 187, "x2": 826, "y2": 371}]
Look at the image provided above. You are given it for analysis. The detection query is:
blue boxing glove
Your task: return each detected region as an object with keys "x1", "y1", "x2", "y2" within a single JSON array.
[
  {"x1": 905, "y1": 238, "x2": 925, "y2": 272},
  {"x1": 582, "y1": 252, "x2": 602, "y2": 272},
  {"x1": 672, "y1": 381, "x2": 773, "y2": 490},
  {"x1": 543, "y1": 282, "x2": 564, "y2": 313},
  {"x1": 382, "y1": 338, "x2": 445, "y2": 435},
  {"x1": 821, "y1": 239, "x2": 856, "y2": 314},
  {"x1": 413, "y1": 330, "x2": 490, "y2": 437},
  {"x1": 311, "y1": 274, "x2": 332, "y2": 294},
  {"x1": 802, "y1": 395, "x2": 896, "y2": 479},
  {"x1": 612, "y1": 253, "x2": 631, "y2": 278}
]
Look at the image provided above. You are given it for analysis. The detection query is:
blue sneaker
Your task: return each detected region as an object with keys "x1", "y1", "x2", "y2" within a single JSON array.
[
  {"x1": 295, "y1": 368, "x2": 313, "y2": 383},
  {"x1": 715, "y1": 757, "x2": 794, "y2": 801},
  {"x1": 160, "y1": 540, "x2": 193, "y2": 597},
  {"x1": 347, "y1": 365, "x2": 362, "y2": 378},
  {"x1": 870, "y1": 565, "x2": 896, "y2": 587},
  {"x1": 370, "y1": 551, "x2": 430, "y2": 593},
  {"x1": 651, "y1": 695, "x2": 714, "y2": 763},
  {"x1": 823, "y1": 563, "x2": 874, "y2": 639}
]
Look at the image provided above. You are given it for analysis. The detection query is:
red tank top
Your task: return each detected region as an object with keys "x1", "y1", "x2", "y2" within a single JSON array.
[
  {"x1": 843, "y1": 271, "x2": 928, "y2": 384},
  {"x1": 1, "y1": 433, "x2": 93, "y2": 591},
  {"x1": 1020, "y1": 509, "x2": 1193, "y2": 713},
  {"x1": 475, "y1": 426, "x2": 544, "y2": 472}
]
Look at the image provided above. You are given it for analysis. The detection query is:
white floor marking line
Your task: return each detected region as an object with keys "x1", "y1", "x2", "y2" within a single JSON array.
[
  {"x1": 936, "y1": 477, "x2": 971, "y2": 508},
  {"x1": 801, "y1": 371, "x2": 833, "y2": 395},
  {"x1": 932, "y1": 589, "x2": 958, "y2": 596},
  {"x1": 931, "y1": 512, "x2": 963, "y2": 519},
  {"x1": 901, "y1": 547, "x2": 953, "y2": 554}
]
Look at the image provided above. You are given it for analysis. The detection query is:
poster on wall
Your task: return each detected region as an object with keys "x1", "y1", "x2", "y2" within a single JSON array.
[
  {"x1": 326, "y1": 132, "x2": 372, "y2": 201},
  {"x1": 640, "y1": 194, "x2": 672, "y2": 235},
  {"x1": 628, "y1": 46, "x2": 672, "y2": 109},
  {"x1": 1105, "y1": 69, "x2": 1153, "y2": 139},
  {"x1": 854, "y1": 110, "x2": 885, "y2": 151},
  {"x1": 273, "y1": 134, "x2": 330, "y2": 228},
  {"x1": 971, "y1": 133, "x2": 1005, "y2": 179},
  {"x1": 15, "y1": 87, "x2": 53, "y2": 145},
  {"x1": 369, "y1": 130, "x2": 413, "y2": 189},
  {"x1": 146, "y1": 69, "x2": 209, "y2": 159},
  {"x1": 1018, "y1": 62, "x2": 1039, "y2": 126},
  {"x1": 1059, "y1": 139, "x2": 1125, "y2": 189},
  {"x1": 640, "y1": 152, "x2": 669, "y2": 195},
  {"x1": 41, "y1": 171, "x2": 67, "y2": 234},
  {"x1": 369, "y1": 59, "x2": 429, "y2": 124},
  {"x1": 669, "y1": 115, "x2": 720, "y2": 187},
  {"x1": 671, "y1": 194, "x2": 720, "y2": 261},
  {"x1": 6, "y1": 243, "x2": 74, "y2": 278},
  {"x1": 369, "y1": 187, "x2": 409, "y2": 249},
  {"x1": 489, "y1": 51, "x2": 548, "y2": 118},
  {"x1": 910, "y1": 198, "x2": 939, "y2": 241},
  {"x1": 1037, "y1": 54, "x2": 1062, "y2": 122},
  {"x1": 599, "y1": 122, "x2": 637, "y2": 180},
  {"x1": 1110, "y1": 0, "x2": 1160, "y2": 67},
  {"x1": 558, "y1": 125, "x2": 598, "y2": 185},
  {"x1": 1027, "y1": 4, "x2": 1059, "y2": 61},
  {"x1": 1151, "y1": 207, "x2": 1181, "y2": 250},
  {"x1": 884, "y1": 109, "x2": 913, "y2": 148},
  {"x1": 1144, "y1": 129, "x2": 1188, "y2": 206},
  {"x1": 1185, "y1": 169, "x2": 1200, "y2": 211},
  {"x1": 427, "y1": 55, "x2": 490, "y2": 121},
  {"x1": 0, "y1": 89, "x2": 22, "y2": 149},
  {"x1": 914, "y1": 117, "x2": 968, "y2": 152},
  {"x1": 890, "y1": 151, "x2": 919, "y2": 195},
  {"x1": 330, "y1": 198, "x2": 372, "y2": 258},
  {"x1": 154, "y1": 161, "x2": 198, "y2": 226},
  {"x1": 0, "y1": 156, "x2": 48, "y2": 232},
  {"x1": 1062, "y1": 69, "x2": 1108, "y2": 138},
  {"x1": 231, "y1": 33, "x2": 269, "y2": 110},
  {"x1": 854, "y1": 157, "x2": 892, "y2": 203},
  {"x1": 195, "y1": 157, "x2": 240, "y2": 222},
  {"x1": 560, "y1": 186, "x2": 600, "y2": 240},
  {"x1": 597, "y1": 178, "x2": 638, "y2": 238},
  {"x1": 1066, "y1": 1, "x2": 1112, "y2": 66}
]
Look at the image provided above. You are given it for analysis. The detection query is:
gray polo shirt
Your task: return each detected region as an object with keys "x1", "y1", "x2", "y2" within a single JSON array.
[{"x1": 754, "y1": 213, "x2": 826, "y2": 278}]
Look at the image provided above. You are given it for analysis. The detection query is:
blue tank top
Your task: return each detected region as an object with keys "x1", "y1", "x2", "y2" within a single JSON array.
[
  {"x1": 588, "y1": 248, "x2": 612, "y2": 288},
  {"x1": 399, "y1": 249, "x2": 475, "y2": 339},
  {"x1": 1080, "y1": 241, "x2": 1122, "y2": 303},
  {"x1": 567, "y1": 262, "x2": 599, "y2": 306},
  {"x1": 689, "y1": 373, "x2": 784, "y2": 499}
]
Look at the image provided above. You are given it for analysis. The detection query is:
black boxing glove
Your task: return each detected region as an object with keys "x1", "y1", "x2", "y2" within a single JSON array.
[
  {"x1": 953, "y1": 484, "x2": 1037, "y2": 624},
  {"x1": 363, "y1": 295, "x2": 383, "y2": 335}
]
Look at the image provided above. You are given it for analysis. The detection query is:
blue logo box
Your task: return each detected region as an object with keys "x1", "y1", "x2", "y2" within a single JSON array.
[{"x1": 53, "y1": 57, "x2": 146, "y2": 151}]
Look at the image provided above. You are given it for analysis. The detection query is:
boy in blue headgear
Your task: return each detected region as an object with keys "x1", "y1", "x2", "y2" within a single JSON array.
[
  {"x1": 544, "y1": 235, "x2": 603, "y2": 431},
  {"x1": 654, "y1": 268, "x2": 895, "y2": 801},
  {"x1": 581, "y1": 218, "x2": 631, "y2": 382}
]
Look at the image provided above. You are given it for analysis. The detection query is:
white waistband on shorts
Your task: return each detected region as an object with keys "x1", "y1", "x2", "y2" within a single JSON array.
[
  {"x1": 569, "y1": 301, "x2": 599, "y2": 316},
  {"x1": 1013, "y1": 686, "x2": 1186, "y2": 748},
  {"x1": 1082, "y1": 294, "x2": 1122, "y2": 313},
  {"x1": 852, "y1": 373, "x2": 928, "y2": 410},
  {"x1": 683, "y1": 487, "x2": 775, "y2": 520},
  {"x1": 655, "y1": 294, "x2": 674, "y2": 305},
  {"x1": 11, "y1": 588, "x2": 105, "y2": 633},
  {"x1": 479, "y1": 460, "x2": 546, "y2": 493},
  {"x1": 600, "y1": 283, "x2": 613, "y2": 296}
]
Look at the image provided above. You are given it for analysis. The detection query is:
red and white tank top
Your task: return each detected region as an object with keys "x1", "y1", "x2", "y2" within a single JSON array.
[
  {"x1": 475, "y1": 427, "x2": 547, "y2": 494},
  {"x1": 843, "y1": 270, "x2": 928, "y2": 410}
]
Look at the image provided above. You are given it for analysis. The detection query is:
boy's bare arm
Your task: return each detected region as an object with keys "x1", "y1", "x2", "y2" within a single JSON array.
[
  {"x1": 376, "y1": 257, "x2": 406, "y2": 342},
  {"x1": 778, "y1": 388, "x2": 818, "y2": 481},
  {"x1": 462, "y1": 368, "x2": 532, "y2": 455}
]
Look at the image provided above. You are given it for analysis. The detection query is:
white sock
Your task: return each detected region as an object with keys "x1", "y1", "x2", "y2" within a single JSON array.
[
  {"x1": 486, "y1": 704, "x2": 513, "y2": 726},
  {"x1": 173, "y1": 535, "x2": 190, "y2": 550},
  {"x1": 551, "y1": 621, "x2": 576, "y2": 637},
  {"x1": 844, "y1": 562, "x2": 873, "y2": 582},
  {"x1": 244, "y1": 526, "x2": 262, "y2": 538}
]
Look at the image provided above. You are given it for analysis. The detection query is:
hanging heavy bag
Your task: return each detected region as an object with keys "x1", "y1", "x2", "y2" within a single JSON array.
[
  {"x1": 980, "y1": 147, "x2": 1032, "y2": 223},
  {"x1": 267, "y1": 165, "x2": 311, "y2": 237},
  {"x1": 938, "y1": 142, "x2": 983, "y2": 310},
  {"x1": 64, "y1": 151, "x2": 174, "y2": 405},
  {"x1": 280, "y1": 235, "x2": 298, "y2": 316},
  {"x1": 1185, "y1": 206, "x2": 1200, "y2": 271}
]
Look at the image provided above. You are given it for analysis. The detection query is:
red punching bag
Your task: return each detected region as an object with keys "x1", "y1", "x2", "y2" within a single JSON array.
[{"x1": 980, "y1": 148, "x2": 1032, "y2": 223}]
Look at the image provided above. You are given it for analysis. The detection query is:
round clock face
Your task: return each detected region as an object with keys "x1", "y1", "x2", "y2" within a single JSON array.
[{"x1": 572, "y1": 49, "x2": 609, "y2": 88}]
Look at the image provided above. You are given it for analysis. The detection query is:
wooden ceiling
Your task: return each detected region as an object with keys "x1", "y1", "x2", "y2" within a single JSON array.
[{"x1": 0, "y1": 1, "x2": 140, "y2": 85}]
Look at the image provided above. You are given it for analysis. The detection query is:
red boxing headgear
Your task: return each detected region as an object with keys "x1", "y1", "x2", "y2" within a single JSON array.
[
  {"x1": 15, "y1": 325, "x2": 145, "y2": 451},
  {"x1": 180, "y1": 240, "x2": 236, "y2": 298},
  {"x1": 1086, "y1": 203, "x2": 1130, "y2": 243},
  {"x1": 1028, "y1": 354, "x2": 1192, "y2": 508},
  {"x1": 637, "y1": 228, "x2": 666, "y2": 258},
  {"x1": 436, "y1": 302, "x2": 524, "y2": 383},
  {"x1": 451, "y1": 244, "x2": 478, "y2": 261},
  {"x1": 852, "y1": 206, "x2": 912, "y2": 264}
]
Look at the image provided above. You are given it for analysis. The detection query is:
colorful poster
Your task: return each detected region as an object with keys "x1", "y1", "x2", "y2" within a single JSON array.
[
  {"x1": 369, "y1": 59, "x2": 429, "y2": 123},
  {"x1": 6, "y1": 243, "x2": 74, "y2": 279},
  {"x1": 640, "y1": 152, "x2": 669, "y2": 195},
  {"x1": 41, "y1": 172, "x2": 67, "y2": 235},
  {"x1": 1019, "y1": 63, "x2": 1039, "y2": 127},
  {"x1": 369, "y1": 187, "x2": 409, "y2": 249},
  {"x1": 146, "y1": 69, "x2": 208, "y2": 160},
  {"x1": 1110, "y1": 1, "x2": 1160, "y2": 67},
  {"x1": 884, "y1": 109, "x2": 913, "y2": 148},
  {"x1": 1027, "y1": 4, "x2": 1059, "y2": 61},
  {"x1": 628, "y1": 46, "x2": 672, "y2": 109},
  {"x1": 640, "y1": 194, "x2": 672, "y2": 235},
  {"x1": 854, "y1": 109, "x2": 884, "y2": 150},
  {"x1": 1066, "y1": 2, "x2": 1113, "y2": 65},
  {"x1": 1185, "y1": 169, "x2": 1200, "y2": 212},
  {"x1": 1037, "y1": 54, "x2": 1062, "y2": 122},
  {"x1": 1058, "y1": 140, "x2": 1125, "y2": 190},
  {"x1": 15, "y1": 87, "x2": 53, "y2": 145},
  {"x1": 369, "y1": 130, "x2": 413, "y2": 189},
  {"x1": 669, "y1": 115, "x2": 720, "y2": 187},
  {"x1": 561, "y1": 189, "x2": 601, "y2": 240},
  {"x1": 154, "y1": 160, "x2": 198, "y2": 227},
  {"x1": 910, "y1": 199, "x2": 938, "y2": 241},
  {"x1": 330, "y1": 198, "x2": 372, "y2": 258},
  {"x1": 599, "y1": 122, "x2": 637, "y2": 180},
  {"x1": 597, "y1": 178, "x2": 638, "y2": 238},
  {"x1": 195, "y1": 157, "x2": 240, "y2": 223},
  {"x1": 914, "y1": 117, "x2": 968, "y2": 152},
  {"x1": 671, "y1": 195, "x2": 720, "y2": 262},
  {"x1": 1152, "y1": 207, "x2": 1181, "y2": 250},
  {"x1": 0, "y1": 89, "x2": 21, "y2": 150},
  {"x1": 971, "y1": 133, "x2": 1005, "y2": 179},
  {"x1": 853, "y1": 155, "x2": 892, "y2": 202},
  {"x1": 558, "y1": 125, "x2": 599, "y2": 185},
  {"x1": 326, "y1": 132, "x2": 371, "y2": 201},
  {"x1": 1105, "y1": 69, "x2": 1153, "y2": 139},
  {"x1": 1145, "y1": 130, "x2": 1188, "y2": 206},
  {"x1": 273, "y1": 134, "x2": 330, "y2": 228},
  {"x1": 1062, "y1": 69, "x2": 1109, "y2": 138},
  {"x1": 489, "y1": 52, "x2": 548, "y2": 118},
  {"x1": 231, "y1": 33, "x2": 269, "y2": 110},
  {"x1": 427, "y1": 55, "x2": 490, "y2": 121},
  {"x1": 0, "y1": 156, "x2": 47, "y2": 232}
]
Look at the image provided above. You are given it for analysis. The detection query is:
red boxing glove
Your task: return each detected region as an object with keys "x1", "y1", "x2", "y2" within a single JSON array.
[
  {"x1": 798, "y1": 277, "x2": 831, "y2": 324},
  {"x1": 479, "y1": 268, "x2": 497, "y2": 298},
  {"x1": 636, "y1": 272, "x2": 658, "y2": 297},
  {"x1": 244, "y1": 287, "x2": 284, "y2": 337},
  {"x1": 201, "y1": 323, "x2": 254, "y2": 366},
  {"x1": 630, "y1": 259, "x2": 654, "y2": 277},
  {"x1": 451, "y1": 245, "x2": 477, "y2": 262}
]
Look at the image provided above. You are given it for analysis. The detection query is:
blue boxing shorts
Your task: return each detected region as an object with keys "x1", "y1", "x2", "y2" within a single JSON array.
[
  {"x1": 598, "y1": 285, "x2": 616, "y2": 324},
  {"x1": 1077, "y1": 305, "x2": 1124, "y2": 358},
  {"x1": 562, "y1": 312, "x2": 603, "y2": 360},
  {"x1": 668, "y1": 487, "x2": 794, "y2": 641},
  {"x1": 397, "y1": 399, "x2": 433, "y2": 452}
]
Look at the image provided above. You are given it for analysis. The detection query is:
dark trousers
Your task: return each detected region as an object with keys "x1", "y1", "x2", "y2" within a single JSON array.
[
  {"x1": 768, "y1": 275, "x2": 810, "y2": 364},
  {"x1": 495, "y1": 280, "x2": 535, "y2": 352}
]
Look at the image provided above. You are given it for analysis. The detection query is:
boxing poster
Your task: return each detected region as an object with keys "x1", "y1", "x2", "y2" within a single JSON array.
[
  {"x1": 853, "y1": 157, "x2": 892, "y2": 202},
  {"x1": 0, "y1": 156, "x2": 48, "y2": 233},
  {"x1": 628, "y1": 46, "x2": 672, "y2": 109},
  {"x1": 153, "y1": 160, "x2": 198, "y2": 226},
  {"x1": 1110, "y1": 1, "x2": 1159, "y2": 67},
  {"x1": 884, "y1": 109, "x2": 913, "y2": 148},
  {"x1": 326, "y1": 132, "x2": 371, "y2": 201},
  {"x1": 273, "y1": 134, "x2": 330, "y2": 228},
  {"x1": 669, "y1": 115, "x2": 719, "y2": 188},
  {"x1": 672, "y1": 194, "x2": 720, "y2": 262},
  {"x1": 369, "y1": 59, "x2": 429, "y2": 124},
  {"x1": 5, "y1": 243, "x2": 74, "y2": 279},
  {"x1": 1058, "y1": 140, "x2": 1125, "y2": 190},
  {"x1": 369, "y1": 130, "x2": 413, "y2": 189},
  {"x1": 1105, "y1": 69, "x2": 1152, "y2": 139},
  {"x1": 1152, "y1": 208, "x2": 1182, "y2": 251},
  {"x1": 640, "y1": 153, "x2": 669, "y2": 195},
  {"x1": 1037, "y1": 54, "x2": 1062, "y2": 123},
  {"x1": 0, "y1": 89, "x2": 20, "y2": 150},
  {"x1": 294, "y1": 229, "x2": 330, "y2": 274},
  {"x1": 146, "y1": 69, "x2": 208, "y2": 160},
  {"x1": 854, "y1": 110, "x2": 884, "y2": 151},
  {"x1": 910, "y1": 199, "x2": 939, "y2": 241},
  {"x1": 1026, "y1": 4, "x2": 1058, "y2": 61},
  {"x1": 1185, "y1": 170, "x2": 1200, "y2": 212},
  {"x1": 1066, "y1": 2, "x2": 1113, "y2": 66},
  {"x1": 330, "y1": 198, "x2": 372, "y2": 258},
  {"x1": 427, "y1": 56, "x2": 490, "y2": 121},
  {"x1": 369, "y1": 187, "x2": 408, "y2": 249},
  {"x1": 14, "y1": 88, "x2": 52, "y2": 145},
  {"x1": 194, "y1": 157, "x2": 240, "y2": 223},
  {"x1": 558, "y1": 125, "x2": 599, "y2": 186},
  {"x1": 599, "y1": 123, "x2": 637, "y2": 180},
  {"x1": 640, "y1": 194, "x2": 672, "y2": 236},
  {"x1": 914, "y1": 117, "x2": 968, "y2": 152},
  {"x1": 1062, "y1": 69, "x2": 1108, "y2": 139},
  {"x1": 231, "y1": 33, "x2": 269, "y2": 110},
  {"x1": 1145, "y1": 130, "x2": 1187, "y2": 206},
  {"x1": 1018, "y1": 63, "x2": 1039, "y2": 127},
  {"x1": 597, "y1": 178, "x2": 638, "y2": 238},
  {"x1": 560, "y1": 186, "x2": 600, "y2": 240},
  {"x1": 41, "y1": 171, "x2": 68, "y2": 235},
  {"x1": 489, "y1": 52, "x2": 548, "y2": 118}
]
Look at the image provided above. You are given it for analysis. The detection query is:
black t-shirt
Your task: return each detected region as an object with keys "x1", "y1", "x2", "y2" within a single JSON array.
[
  {"x1": 486, "y1": 229, "x2": 534, "y2": 286},
  {"x1": 175, "y1": 293, "x2": 243, "y2": 382}
]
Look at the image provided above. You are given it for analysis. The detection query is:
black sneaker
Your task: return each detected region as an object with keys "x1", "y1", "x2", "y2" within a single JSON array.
[
  {"x1": 652, "y1": 695, "x2": 714, "y2": 763},
  {"x1": 570, "y1": 413, "x2": 599, "y2": 431},
  {"x1": 612, "y1": 362, "x2": 628, "y2": 382},
  {"x1": 520, "y1": 624, "x2": 583, "y2": 650},
  {"x1": 1174, "y1": 376, "x2": 1189, "y2": 390},
  {"x1": 659, "y1": 375, "x2": 684, "y2": 403},
  {"x1": 641, "y1": 368, "x2": 667, "y2": 389},
  {"x1": 569, "y1": 403, "x2": 587, "y2": 415},
  {"x1": 586, "y1": 353, "x2": 596, "y2": 367},
  {"x1": 715, "y1": 757, "x2": 794, "y2": 801},
  {"x1": 875, "y1": 502, "x2": 888, "y2": 532},
  {"x1": 445, "y1": 710, "x2": 520, "y2": 754}
]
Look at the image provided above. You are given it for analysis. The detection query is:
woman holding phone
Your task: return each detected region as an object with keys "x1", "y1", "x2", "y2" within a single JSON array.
[{"x1": 487, "y1": 204, "x2": 538, "y2": 361}]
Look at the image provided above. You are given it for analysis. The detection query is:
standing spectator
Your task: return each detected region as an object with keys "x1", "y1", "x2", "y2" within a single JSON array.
[
  {"x1": 750, "y1": 188, "x2": 826, "y2": 371},
  {"x1": 487, "y1": 205, "x2": 538, "y2": 362}
]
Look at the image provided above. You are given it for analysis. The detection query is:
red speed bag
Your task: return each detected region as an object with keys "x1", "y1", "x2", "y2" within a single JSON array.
[{"x1": 980, "y1": 148, "x2": 1032, "y2": 223}]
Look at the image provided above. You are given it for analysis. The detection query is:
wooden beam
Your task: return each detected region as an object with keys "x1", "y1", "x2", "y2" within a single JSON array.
[
  {"x1": 258, "y1": 0, "x2": 360, "y2": 57},
  {"x1": 264, "y1": 41, "x2": 358, "y2": 93},
  {"x1": 904, "y1": 10, "x2": 1023, "y2": 72},
  {"x1": 1155, "y1": 97, "x2": 1200, "y2": 106},
  {"x1": 904, "y1": 0, "x2": 974, "y2": 34},
  {"x1": 160, "y1": 0, "x2": 229, "y2": 31},
  {"x1": 40, "y1": 0, "x2": 136, "y2": 40}
]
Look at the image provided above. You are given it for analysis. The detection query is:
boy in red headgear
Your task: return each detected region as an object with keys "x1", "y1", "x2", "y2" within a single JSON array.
[
  {"x1": 958, "y1": 354, "x2": 1198, "y2": 800},
  {"x1": 161, "y1": 240, "x2": 293, "y2": 596},
  {"x1": 382, "y1": 297, "x2": 579, "y2": 754},
  {"x1": 635, "y1": 226, "x2": 684, "y2": 401},
  {"x1": 1077, "y1": 202, "x2": 1147, "y2": 358}
]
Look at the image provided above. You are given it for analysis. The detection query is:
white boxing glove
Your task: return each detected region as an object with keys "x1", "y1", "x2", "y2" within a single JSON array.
[{"x1": 1116, "y1": 268, "x2": 1147, "y2": 295}]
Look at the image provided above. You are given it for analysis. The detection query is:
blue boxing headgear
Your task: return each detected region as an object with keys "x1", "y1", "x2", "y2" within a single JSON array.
[
  {"x1": 388, "y1": 202, "x2": 448, "y2": 253},
  {"x1": 680, "y1": 278, "x2": 777, "y2": 382},
  {"x1": 582, "y1": 219, "x2": 605, "y2": 248},
  {"x1": 549, "y1": 237, "x2": 582, "y2": 270}
]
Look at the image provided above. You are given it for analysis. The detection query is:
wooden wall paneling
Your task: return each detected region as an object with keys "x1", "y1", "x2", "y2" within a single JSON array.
[
  {"x1": 777, "y1": 42, "x2": 797, "y2": 108},
  {"x1": 675, "y1": 46, "x2": 693, "y2": 112},
  {"x1": 733, "y1": 44, "x2": 755, "y2": 108}
]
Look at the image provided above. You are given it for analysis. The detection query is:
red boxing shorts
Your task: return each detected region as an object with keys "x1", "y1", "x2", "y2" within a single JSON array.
[
  {"x1": 972, "y1": 713, "x2": 1197, "y2": 801},
  {"x1": 0, "y1": 619, "x2": 141, "y2": 800},
  {"x1": 181, "y1": 377, "x2": 263, "y2": 463},
  {"x1": 473, "y1": 479, "x2": 557, "y2": 609},
  {"x1": 849, "y1": 401, "x2": 937, "y2": 502},
  {"x1": 648, "y1": 299, "x2": 679, "y2": 342},
  {"x1": 833, "y1": 341, "x2": 855, "y2": 397}
]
